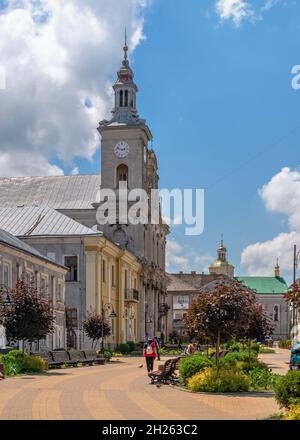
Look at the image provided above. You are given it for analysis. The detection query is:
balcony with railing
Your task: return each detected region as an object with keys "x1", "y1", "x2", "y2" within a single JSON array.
[{"x1": 124, "y1": 288, "x2": 139, "y2": 302}]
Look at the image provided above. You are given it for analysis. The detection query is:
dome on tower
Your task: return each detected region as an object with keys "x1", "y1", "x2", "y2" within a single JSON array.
[{"x1": 209, "y1": 238, "x2": 235, "y2": 278}]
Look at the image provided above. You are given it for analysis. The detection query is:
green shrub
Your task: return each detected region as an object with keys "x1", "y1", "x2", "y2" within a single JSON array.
[
  {"x1": 103, "y1": 350, "x2": 112, "y2": 362},
  {"x1": 250, "y1": 343, "x2": 260, "y2": 353},
  {"x1": 259, "y1": 347, "x2": 275, "y2": 354},
  {"x1": 115, "y1": 343, "x2": 130, "y2": 354},
  {"x1": 130, "y1": 350, "x2": 143, "y2": 356},
  {"x1": 179, "y1": 354, "x2": 213, "y2": 383},
  {"x1": 187, "y1": 367, "x2": 250, "y2": 393},
  {"x1": 284, "y1": 405, "x2": 300, "y2": 420},
  {"x1": 126, "y1": 341, "x2": 136, "y2": 352},
  {"x1": 278, "y1": 340, "x2": 292, "y2": 350},
  {"x1": 235, "y1": 360, "x2": 268, "y2": 373},
  {"x1": 275, "y1": 371, "x2": 300, "y2": 409},
  {"x1": 248, "y1": 367, "x2": 282, "y2": 391},
  {"x1": 22, "y1": 356, "x2": 45, "y2": 372},
  {"x1": 159, "y1": 348, "x2": 183, "y2": 356},
  {"x1": 222, "y1": 350, "x2": 257, "y2": 366}
]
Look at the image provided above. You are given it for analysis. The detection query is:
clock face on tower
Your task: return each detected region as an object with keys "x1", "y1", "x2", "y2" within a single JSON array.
[{"x1": 114, "y1": 141, "x2": 130, "y2": 158}]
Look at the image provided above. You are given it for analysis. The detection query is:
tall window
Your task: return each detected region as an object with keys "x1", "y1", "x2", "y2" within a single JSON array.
[
  {"x1": 3, "y1": 262, "x2": 11, "y2": 287},
  {"x1": 64, "y1": 256, "x2": 78, "y2": 282},
  {"x1": 112, "y1": 265, "x2": 115, "y2": 287},
  {"x1": 273, "y1": 305, "x2": 280, "y2": 322},
  {"x1": 124, "y1": 269, "x2": 128, "y2": 291},
  {"x1": 119, "y1": 90, "x2": 123, "y2": 107},
  {"x1": 124, "y1": 90, "x2": 128, "y2": 107},
  {"x1": 102, "y1": 259, "x2": 106, "y2": 283},
  {"x1": 117, "y1": 164, "x2": 128, "y2": 188}
]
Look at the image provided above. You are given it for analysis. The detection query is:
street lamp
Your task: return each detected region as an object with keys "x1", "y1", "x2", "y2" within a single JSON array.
[
  {"x1": 101, "y1": 303, "x2": 117, "y2": 353},
  {"x1": 292, "y1": 245, "x2": 300, "y2": 343}
]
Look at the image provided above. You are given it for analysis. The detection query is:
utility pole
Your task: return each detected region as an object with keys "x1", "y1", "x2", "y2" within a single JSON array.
[{"x1": 293, "y1": 245, "x2": 299, "y2": 343}]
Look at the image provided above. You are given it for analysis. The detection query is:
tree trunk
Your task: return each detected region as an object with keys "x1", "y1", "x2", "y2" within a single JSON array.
[
  {"x1": 248, "y1": 339, "x2": 251, "y2": 367},
  {"x1": 216, "y1": 331, "x2": 221, "y2": 370}
]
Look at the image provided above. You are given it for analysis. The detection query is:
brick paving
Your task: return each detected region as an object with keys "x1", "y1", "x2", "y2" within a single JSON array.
[{"x1": 0, "y1": 350, "x2": 290, "y2": 420}]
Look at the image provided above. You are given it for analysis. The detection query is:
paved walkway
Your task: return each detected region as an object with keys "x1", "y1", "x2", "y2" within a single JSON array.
[{"x1": 0, "y1": 351, "x2": 289, "y2": 420}]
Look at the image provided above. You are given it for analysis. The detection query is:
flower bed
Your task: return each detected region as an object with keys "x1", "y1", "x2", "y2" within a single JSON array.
[{"x1": 0, "y1": 350, "x2": 46, "y2": 377}]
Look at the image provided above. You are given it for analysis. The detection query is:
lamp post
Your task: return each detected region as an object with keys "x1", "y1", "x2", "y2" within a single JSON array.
[
  {"x1": 101, "y1": 303, "x2": 117, "y2": 353},
  {"x1": 292, "y1": 245, "x2": 300, "y2": 343},
  {"x1": 0, "y1": 284, "x2": 12, "y2": 349}
]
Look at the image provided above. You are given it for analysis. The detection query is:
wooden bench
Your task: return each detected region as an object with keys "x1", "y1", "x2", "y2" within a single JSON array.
[
  {"x1": 32, "y1": 351, "x2": 61, "y2": 369},
  {"x1": 83, "y1": 350, "x2": 105, "y2": 365},
  {"x1": 50, "y1": 350, "x2": 77, "y2": 367},
  {"x1": 149, "y1": 358, "x2": 178, "y2": 385},
  {"x1": 68, "y1": 350, "x2": 92, "y2": 365}
]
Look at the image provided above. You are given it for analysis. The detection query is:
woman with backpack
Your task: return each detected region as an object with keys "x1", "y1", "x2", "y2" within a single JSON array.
[{"x1": 143, "y1": 337, "x2": 157, "y2": 374}]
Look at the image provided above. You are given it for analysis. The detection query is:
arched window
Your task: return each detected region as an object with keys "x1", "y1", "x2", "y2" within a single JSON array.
[
  {"x1": 125, "y1": 90, "x2": 129, "y2": 107},
  {"x1": 273, "y1": 305, "x2": 280, "y2": 322},
  {"x1": 117, "y1": 164, "x2": 128, "y2": 188},
  {"x1": 119, "y1": 90, "x2": 123, "y2": 107}
]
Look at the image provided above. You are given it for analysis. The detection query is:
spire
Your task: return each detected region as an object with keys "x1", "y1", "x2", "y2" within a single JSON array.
[
  {"x1": 275, "y1": 258, "x2": 280, "y2": 278},
  {"x1": 123, "y1": 28, "x2": 129, "y2": 67}
]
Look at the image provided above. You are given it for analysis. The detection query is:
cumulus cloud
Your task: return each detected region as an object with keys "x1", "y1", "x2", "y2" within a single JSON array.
[
  {"x1": 215, "y1": 0, "x2": 282, "y2": 26},
  {"x1": 166, "y1": 238, "x2": 213, "y2": 273},
  {"x1": 241, "y1": 167, "x2": 300, "y2": 278},
  {"x1": 216, "y1": 0, "x2": 254, "y2": 26},
  {"x1": 0, "y1": 0, "x2": 148, "y2": 176}
]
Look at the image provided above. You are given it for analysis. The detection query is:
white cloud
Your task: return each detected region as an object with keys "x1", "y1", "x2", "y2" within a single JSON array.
[
  {"x1": 241, "y1": 167, "x2": 300, "y2": 279},
  {"x1": 0, "y1": 151, "x2": 64, "y2": 177},
  {"x1": 259, "y1": 167, "x2": 300, "y2": 231},
  {"x1": 215, "y1": 0, "x2": 282, "y2": 26},
  {"x1": 216, "y1": 0, "x2": 254, "y2": 26},
  {"x1": 0, "y1": 0, "x2": 149, "y2": 176},
  {"x1": 166, "y1": 238, "x2": 213, "y2": 273},
  {"x1": 71, "y1": 166, "x2": 79, "y2": 176},
  {"x1": 166, "y1": 239, "x2": 189, "y2": 272}
]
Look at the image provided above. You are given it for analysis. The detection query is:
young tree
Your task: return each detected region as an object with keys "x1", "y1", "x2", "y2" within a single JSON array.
[
  {"x1": 0, "y1": 279, "x2": 55, "y2": 352},
  {"x1": 83, "y1": 312, "x2": 111, "y2": 350},
  {"x1": 185, "y1": 278, "x2": 258, "y2": 367},
  {"x1": 285, "y1": 281, "x2": 300, "y2": 308}
]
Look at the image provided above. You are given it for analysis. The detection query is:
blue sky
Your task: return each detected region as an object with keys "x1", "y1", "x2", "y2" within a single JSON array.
[{"x1": 0, "y1": 0, "x2": 300, "y2": 280}]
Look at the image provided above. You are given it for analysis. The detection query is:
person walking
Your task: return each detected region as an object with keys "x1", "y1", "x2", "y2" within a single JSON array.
[{"x1": 143, "y1": 337, "x2": 157, "y2": 374}]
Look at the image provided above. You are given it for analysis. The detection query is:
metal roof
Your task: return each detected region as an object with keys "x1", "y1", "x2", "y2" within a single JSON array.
[
  {"x1": 0, "y1": 206, "x2": 101, "y2": 237},
  {"x1": 0, "y1": 228, "x2": 65, "y2": 268},
  {"x1": 0, "y1": 174, "x2": 101, "y2": 210},
  {"x1": 237, "y1": 277, "x2": 288, "y2": 295}
]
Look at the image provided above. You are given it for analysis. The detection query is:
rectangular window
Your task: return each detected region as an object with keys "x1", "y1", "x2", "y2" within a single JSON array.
[
  {"x1": 64, "y1": 256, "x2": 78, "y2": 282},
  {"x1": 102, "y1": 259, "x2": 106, "y2": 283},
  {"x1": 57, "y1": 283, "x2": 63, "y2": 302},
  {"x1": 124, "y1": 270, "x2": 128, "y2": 291},
  {"x1": 40, "y1": 276, "x2": 48, "y2": 295},
  {"x1": 3, "y1": 262, "x2": 11, "y2": 287},
  {"x1": 111, "y1": 265, "x2": 115, "y2": 287},
  {"x1": 66, "y1": 308, "x2": 78, "y2": 329}
]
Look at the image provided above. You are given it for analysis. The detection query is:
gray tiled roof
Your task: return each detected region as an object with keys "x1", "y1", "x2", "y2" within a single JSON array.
[
  {"x1": 0, "y1": 174, "x2": 101, "y2": 210},
  {"x1": 0, "y1": 206, "x2": 101, "y2": 237},
  {"x1": 167, "y1": 274, "x2": 198, "y2": 292},
  {"x1": 0, "y1": 228, "x2": 65, "y2": 267}
]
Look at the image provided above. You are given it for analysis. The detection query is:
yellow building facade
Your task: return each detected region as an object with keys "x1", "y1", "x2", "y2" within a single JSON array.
[{"x1": 84, "y1": 236, "x2": 142, "y2": 347}]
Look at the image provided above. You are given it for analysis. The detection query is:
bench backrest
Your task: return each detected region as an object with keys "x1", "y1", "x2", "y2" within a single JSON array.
[
  {"x1": 51, "y1": 351, "x2": 71, "y2": 363},
  {"x1": 83, "y1": 350, "x2": 97, "y2": 361},
  {"x1": 68, "y1": 351, "x2": 86, "y2": 362}
]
